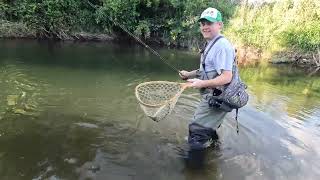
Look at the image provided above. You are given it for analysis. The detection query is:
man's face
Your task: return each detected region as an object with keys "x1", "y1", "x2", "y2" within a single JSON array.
[{"x1": 199, "y1": 20, "x2": 222, "y2": 40}]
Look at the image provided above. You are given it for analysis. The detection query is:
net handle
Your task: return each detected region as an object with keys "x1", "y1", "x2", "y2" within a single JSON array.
[
  {"x1": 135, "y1": 82, "x2": 189, "y2": 107},
  {"x1": 180, "y1": 83, "x2": 190, "y2": 90}
]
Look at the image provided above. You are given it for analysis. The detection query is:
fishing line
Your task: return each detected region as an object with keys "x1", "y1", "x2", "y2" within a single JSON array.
[{"x1": 87, "y1": 1, "x2": 181, "y2": 74}]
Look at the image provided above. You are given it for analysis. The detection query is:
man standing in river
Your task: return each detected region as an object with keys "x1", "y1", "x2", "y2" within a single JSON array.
[{"x1": 180, "y1": 7, "x2": 235, "y2": 150}]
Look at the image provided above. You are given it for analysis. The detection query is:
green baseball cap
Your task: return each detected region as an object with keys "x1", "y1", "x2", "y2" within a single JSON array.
[{"x1": 198, "y1": 7, "x2": 223, "y2": 22}]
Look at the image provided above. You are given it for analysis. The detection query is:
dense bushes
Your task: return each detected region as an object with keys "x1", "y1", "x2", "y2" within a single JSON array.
[
  {"x1": 0, "y1": 19, "x2": 33, "y2": 37},
  {"x1": 0, "y1": 0, "x2": 236, "y2": 45},
  {"x1": 1, "y1": 0, "x2": 319, "y2": 56},
  {"x1": 225, "y1": 0, "x2": 320, "y2": 52},
  {"x1": 1, "y1": 0, "x2": 97, "y2": 38}
]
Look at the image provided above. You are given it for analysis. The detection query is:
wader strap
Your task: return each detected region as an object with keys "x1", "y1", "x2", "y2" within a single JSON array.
[
  {"x1": 236, "y1": 108, "x2": 239, "y2": 134},
  {"x1": 201, "y1": 36, "x2": 224, "y2": 80}
]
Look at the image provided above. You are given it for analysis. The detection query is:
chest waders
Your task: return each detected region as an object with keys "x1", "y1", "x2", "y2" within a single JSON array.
[{"x1": 200, "y1": 36, "x2": 240, "y2": 133}]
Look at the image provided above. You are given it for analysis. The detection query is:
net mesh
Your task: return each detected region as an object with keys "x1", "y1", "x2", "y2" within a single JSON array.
[{"x1": 135, "y1": 81, "x2": 187, "y2": 122}]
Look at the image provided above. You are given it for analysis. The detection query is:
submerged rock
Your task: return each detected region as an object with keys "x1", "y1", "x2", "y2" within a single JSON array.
[
  {"x1": 74, "y1": 122, "x2": 99, "y2": 129},
  {"x1": 12, "y1": 108, "x2": 36, "y2": 116},
  {"x1": 7, "y1": 95, "x2": 19, "y2": 106},
  {"x1": 64, "y1": 158, "x2": 78, "y2": 164}
]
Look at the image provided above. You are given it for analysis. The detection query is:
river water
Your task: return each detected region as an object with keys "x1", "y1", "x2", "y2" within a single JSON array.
[{"x1": 0, "y1": 40, "x2": 319, "y2": 180}]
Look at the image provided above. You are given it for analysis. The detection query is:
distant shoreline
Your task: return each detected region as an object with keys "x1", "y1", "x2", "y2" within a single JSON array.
[{"x1": 1, "y1": 35, "x2": 319, "y2": 69}]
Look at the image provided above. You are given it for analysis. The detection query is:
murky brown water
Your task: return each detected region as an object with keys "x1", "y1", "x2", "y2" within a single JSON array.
[{"x1": 0, "y1": 39, "x2": 320, "y2": 180}]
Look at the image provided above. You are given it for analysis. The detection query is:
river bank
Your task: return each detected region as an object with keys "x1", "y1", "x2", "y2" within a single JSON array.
[
  {"x1": 235, "y1": 45, "x2": 320, "y2": 68},
  {"x1": 1, "y1": 0, "x2": 319, "y2": 68},
  {"x1": 1, "y1": 20, "x2": 319, "y2": 68},
  {"x1": 0, "y1": 20, "x2": 114, "y2": 41}
]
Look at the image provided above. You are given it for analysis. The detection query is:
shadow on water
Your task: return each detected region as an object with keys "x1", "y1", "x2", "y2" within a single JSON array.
[{"x1": 0, "y1": 39, "x2": 320, "y2": 180}]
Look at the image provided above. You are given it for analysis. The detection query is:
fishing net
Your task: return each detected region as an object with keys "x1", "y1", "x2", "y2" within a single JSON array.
[{"x1": 135, "y1": 81, "x2": 188, "y2": 122}]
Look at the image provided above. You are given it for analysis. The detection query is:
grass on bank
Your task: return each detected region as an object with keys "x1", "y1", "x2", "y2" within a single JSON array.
[{"x1": 224, "y1": 0, "x2": 320, "y2": 66}]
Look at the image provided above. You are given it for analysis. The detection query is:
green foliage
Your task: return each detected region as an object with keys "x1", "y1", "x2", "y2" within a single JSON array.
[
  {"x1": 94, "y1": 0, "x2": 141, "y2": 35},
  {"x1": 1, "y1": 0, "x2": 319, "y2": 54},
  {"x1": 164, "y1": 0, "x2": 236, "y2": 45},
  {"x1": 134, "y1": 20, "x2": 151, "y2": 39},
  {"x1": 1, "y1": 0, "x2": 97, "y2": 38},
  {"x1": 282, "y1": 20, "x2": 320, "y2": 52},
  {"x1": 225, "y1": 0, "x2": 320, "y2": 53},
  {"x1": 0, "y1": 0, "x2": 237, "y2": 44},
  {"x1": 0, "y1": 20, "x2": 34, "y2": 37},
  {"x1": 1, "y1": 0, "x2": 319, "y2": 53}
]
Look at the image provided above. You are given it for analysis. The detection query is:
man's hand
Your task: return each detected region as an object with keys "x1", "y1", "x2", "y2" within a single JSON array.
[
  {"x1": 187, "y1": 78, "x2": 206, "y2": 88},
  {"x1": 179, "y1": 70, "x2": 190, "y2": 80}
]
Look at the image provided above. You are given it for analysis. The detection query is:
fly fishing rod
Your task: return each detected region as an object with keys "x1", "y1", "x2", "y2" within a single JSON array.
[
  {"x1": 87, "y1": 1, "x2": 181, "y2": 74},
  {"x1": 111, "y1": 20, "x2": 181, "y2": 73}
]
